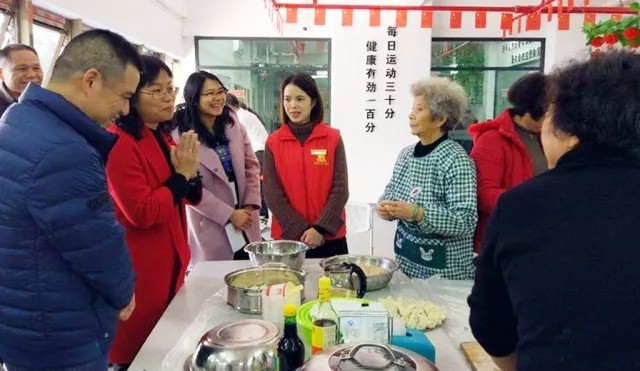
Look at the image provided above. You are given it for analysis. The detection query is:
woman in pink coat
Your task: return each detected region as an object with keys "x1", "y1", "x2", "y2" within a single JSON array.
[{"x1": 170, "y1": 71, "x2": 262, "y2": 262}]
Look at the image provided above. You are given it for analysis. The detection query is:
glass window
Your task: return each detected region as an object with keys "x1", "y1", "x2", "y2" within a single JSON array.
[
  {"x1": 196, "y1": 38, "x2": 331, "y2": 132},
  {"x1": 431, "y1": 39, "x2": 544, "y2": 152},
  {"x1": 33, "y1": 23, "x2": 63, "y2": 75},
  {"x1": 204, "y1": 68, "x2": 329, "y2": 133},
  {"x1": 0, "y1": 13, "x2": 17, "y2": 48}
]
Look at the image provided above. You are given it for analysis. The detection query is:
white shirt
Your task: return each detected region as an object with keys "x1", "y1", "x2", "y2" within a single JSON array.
[{"x1": 236, "y1": 108, "x2": 268, "y2": 152}]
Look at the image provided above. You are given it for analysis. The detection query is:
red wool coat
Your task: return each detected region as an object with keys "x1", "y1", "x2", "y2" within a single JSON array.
[
  {"x1": 105, "y1": 125, "x2": 200, "y2": 363},
  {"x1": 468, "y1": 110, "x2": 534, "y2": 253}
]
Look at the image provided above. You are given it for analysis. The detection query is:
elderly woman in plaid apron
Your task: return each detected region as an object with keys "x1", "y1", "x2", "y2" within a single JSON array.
[{"x1": 377, "y1": 77, "x2": 477, "y2": 280}]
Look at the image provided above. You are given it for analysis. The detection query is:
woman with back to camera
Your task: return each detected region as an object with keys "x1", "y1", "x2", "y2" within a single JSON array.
[
  {"x1": 469, "y1": 51, "x2": 640, "y2": 371},
  {"x1": 106, "y1": 55, "x2": 202, "y2": 370},
  {"x1": 171, "y1": 71, "x2": 261, "y2": 262},
  {"x1": 377, "y1": 76, "x2": 477, "y2": 280},
  {"x1": 264, "y1": 73, "x2": 349, "y2": 258},
  {"x1": 468, "y1": 73, "x2": 547, "y2": 253}
]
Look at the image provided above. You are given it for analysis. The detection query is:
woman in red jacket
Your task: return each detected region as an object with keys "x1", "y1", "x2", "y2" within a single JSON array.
[
  {"x1": 105, "y1": 56, "x2": 202, "y2": 370},
  {"x1": 468, "y1": 73, "x2": 547, "y2": 253},
  {"x1": 264, "y1": 73, "x2": 349, "y2": 258}
]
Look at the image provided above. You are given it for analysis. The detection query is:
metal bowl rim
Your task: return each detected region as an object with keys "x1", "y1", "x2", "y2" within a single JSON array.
[
  {"x1": 223, "y1": 266, "x2": 308, "y2": 288},
  {"x1": 244, "y1": 240, "x2": 309, "y2": 255},
  {"x1": 319, "y1": 254, "x2": 400, "y2": 276}
]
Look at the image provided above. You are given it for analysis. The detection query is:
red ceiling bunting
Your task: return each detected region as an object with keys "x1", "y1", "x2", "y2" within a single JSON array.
[
  {"x1": 475, "y1": 11, "x2": 487, "y2": 29},
  {"x1": 450, "y1": 11, "x2": 462, "y2": 29},
  {"x1": 501, "y1": 12, "x2": 514, "y2": 31},
  {"x1": 314, "y1": 8, "x2": 326, "y2": 25},
  {"x1": 558, "y1": 13, "x2": 571, "y2": 30},
  {"x1": 421, "y1": 10, "x2": 433, "y2": 28},
  {"x1": 526, "y1": 12, "x2": 542, "y2": 30},
  {"x1": 267, "y1": 0, "x2": 637, "y2": 35},
  {"x1": 396, "y1": 9, "x2": 408, "y2": 28},
  {"x1": 286, "y1": 7, "x2": 297, "y2": 23},
  {"x1": 370, "y1": 9, "x2": 381, "y2": 27},
  {"x1": 342, "y1": 9, "x2": 353, "y2": 26},
  {"x1": 584, "y1": 13, "x2": 596, "y2": 25}
]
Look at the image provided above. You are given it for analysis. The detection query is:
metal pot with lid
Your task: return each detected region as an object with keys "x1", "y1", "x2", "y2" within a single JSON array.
[
  {"x1": 185, "y1": 319, "x2": 280, "y2": 370},
  {"x1": 299, "y1": 342, "x2": 439, "y2": 371}
]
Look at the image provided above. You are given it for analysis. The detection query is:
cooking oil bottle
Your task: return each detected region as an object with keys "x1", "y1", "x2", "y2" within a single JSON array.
[{"x1": 311, "y1": 276, "x2": 340, "y2": 354}]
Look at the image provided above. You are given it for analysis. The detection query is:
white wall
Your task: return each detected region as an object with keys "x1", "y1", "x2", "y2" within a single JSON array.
[
  {"x1": 184, "y1": 0, "x2": 428, "y2": 203},
  {"x1": 33, "y1": 0, "x2": 186, "y2": 58},
  {"x1": 181, "y1": 0, "x2": 600, "y2": 257}
]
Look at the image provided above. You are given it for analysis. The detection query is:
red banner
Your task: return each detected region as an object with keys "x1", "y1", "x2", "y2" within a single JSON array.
[
  {"x1": 558, "y1": 13, "x2": 571, "y2": 30},
  {"x1": 396, "y1": 10, "x2": 408, "y2": 28},
  {"x1": 314, "y1": 8, "x2": 325, "y2": 25},
  {"x1": 450, "y1": 11, "x2": 462, "y2": 29},
  {"x1": 286, "y1": 8, "x2": 297, "y2": 24},
  {"x1": 475, "y1": 11, "x2": 487, "y2": 29},
  {"x1": 370, "y1": 9, "x2": 381, "y2": 27},
  {"x1": 342, "y1": 9, "x2": 353, "y2": 26},
  {"x1": 421, "y1": 11, "x2": 433, "y2": 28}
]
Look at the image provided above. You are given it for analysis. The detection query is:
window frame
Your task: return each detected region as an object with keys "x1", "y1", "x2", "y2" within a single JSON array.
[{"x1": 194, "y1": 36, "x2": 332, "y2": 127}]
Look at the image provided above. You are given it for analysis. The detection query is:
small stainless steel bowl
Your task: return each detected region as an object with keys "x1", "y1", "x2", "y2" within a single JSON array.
[
  {"x1": 244, "y1": 240, "x2": 309, "y2": 270},
  {"x1": 185, "y1": 319, "x2": 280, "y2": 371},
  {"x1": 319, "y1": 255, "x2": 399, "y2": 291}
]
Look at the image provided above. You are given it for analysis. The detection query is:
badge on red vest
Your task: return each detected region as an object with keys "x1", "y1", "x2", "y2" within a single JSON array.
[{"x1": 311, "y1": 148, "x2": 328, "y2": 166}]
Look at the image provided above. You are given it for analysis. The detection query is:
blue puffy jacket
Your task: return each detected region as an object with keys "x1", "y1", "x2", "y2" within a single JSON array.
[{"x1": 0, "y1": 84, "x2": 135, "y2": 368}]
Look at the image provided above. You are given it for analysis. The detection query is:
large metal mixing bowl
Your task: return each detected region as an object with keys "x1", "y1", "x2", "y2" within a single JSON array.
[{"x1": 244, "y1": 240, "x2": 309, "y2": 270}]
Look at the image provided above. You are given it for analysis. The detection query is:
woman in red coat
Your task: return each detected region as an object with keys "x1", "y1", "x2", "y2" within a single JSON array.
[
  {"x1": 468, "y1": 73, "x2": 547, "y2": 253},
  {"x1": 105, "y1": 56, "x2": 202, "y2": 370}
]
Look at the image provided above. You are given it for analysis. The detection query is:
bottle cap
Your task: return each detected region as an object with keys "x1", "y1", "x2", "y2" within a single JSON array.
[
  {"x1": 318, "y1": 276, "x2": 332, "y2": 291},
  {"x1": 283, "y1": 303, "x2": 298, "y2": 317}
]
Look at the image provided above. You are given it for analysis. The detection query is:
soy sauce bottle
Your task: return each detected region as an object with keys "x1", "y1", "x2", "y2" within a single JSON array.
[{"x1": 277, "y1": 303, "x2": 305, "y2": 370}]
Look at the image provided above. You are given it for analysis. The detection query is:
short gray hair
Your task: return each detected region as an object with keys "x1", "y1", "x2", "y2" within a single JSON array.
[
  {"x1": 410, "y1": 76, "x2": 468, "y2": 132},
  {"x1": 50, "y1": 29, "x2": 142, "y2": 82}
]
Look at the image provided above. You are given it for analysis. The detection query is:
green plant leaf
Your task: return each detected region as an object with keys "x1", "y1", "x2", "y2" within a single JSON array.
[{"x1": 630, "y1": 2, "x2": 640, "y2": 11}]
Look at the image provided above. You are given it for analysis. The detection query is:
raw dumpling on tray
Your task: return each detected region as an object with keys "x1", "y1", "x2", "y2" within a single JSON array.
[{"x1": 380, "y1": 296, "x2": 446, "y2": 330}]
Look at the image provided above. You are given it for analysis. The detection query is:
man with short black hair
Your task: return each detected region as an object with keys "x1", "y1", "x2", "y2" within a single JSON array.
[
  {"x1": 0, "y1": 29, "x2": 140, "y2": 371},
  {"x1": 0, "y1": 44, "x2": 43, "y2": 115}
]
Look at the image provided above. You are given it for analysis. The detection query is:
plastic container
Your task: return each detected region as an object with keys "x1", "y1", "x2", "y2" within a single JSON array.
[
  {"x1": 391, "y1": 328, "x2": 436, "y2": 363},
  {"x1": 262, "y1": 282, "x2": 302, "y2": 331}
]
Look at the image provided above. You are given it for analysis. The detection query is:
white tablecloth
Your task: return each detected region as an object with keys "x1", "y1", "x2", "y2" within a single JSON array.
[{"x1": 128, "y1": 260, "x2": 475, "y2": 371}]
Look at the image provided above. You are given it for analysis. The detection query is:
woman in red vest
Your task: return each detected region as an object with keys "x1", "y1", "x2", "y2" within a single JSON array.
[
  {"x1": 105, "y1": 56, "x2": 202, "y2": 370},
  {"x1": 264, "y1": 73, "x2": 349, "y2": 258}
]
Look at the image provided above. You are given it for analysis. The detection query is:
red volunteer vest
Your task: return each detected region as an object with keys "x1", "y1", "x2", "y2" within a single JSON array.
[{"x1": 267, "y1": 123, "x2": 346, "y2": 240}]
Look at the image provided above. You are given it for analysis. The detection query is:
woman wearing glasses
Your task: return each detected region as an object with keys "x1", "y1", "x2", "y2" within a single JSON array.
[
  {"x1": 170, "y1": 71, "x2": 261, "y2": 262},
  {"x1": 105, "y1": 56, "x2": 202, "y2": 370}
]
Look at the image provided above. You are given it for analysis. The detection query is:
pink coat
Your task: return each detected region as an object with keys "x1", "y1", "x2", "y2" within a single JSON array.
[{"x1": 173, "y1": 114, "x2": 262, "y2": 262}]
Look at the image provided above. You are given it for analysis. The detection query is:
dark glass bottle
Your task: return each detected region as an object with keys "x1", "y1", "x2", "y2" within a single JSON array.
[{"x1": 277, "y1": 303, "x2": 305, "y2": 371}]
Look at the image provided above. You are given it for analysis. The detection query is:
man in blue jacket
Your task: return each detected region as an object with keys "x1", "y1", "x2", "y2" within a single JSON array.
[{"x1": 0, "y1": 29, "x2": 139, "y2": 371}]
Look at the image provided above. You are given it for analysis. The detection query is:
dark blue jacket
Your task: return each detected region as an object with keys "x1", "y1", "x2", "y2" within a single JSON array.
[{"x1": 0, "y1": 84, "x2": 135, "y2": 368}]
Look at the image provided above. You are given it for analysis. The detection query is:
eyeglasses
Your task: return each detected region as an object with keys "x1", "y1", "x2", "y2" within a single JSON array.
[
  {"x1": 201, "y1": 89, "x2": 227, "y2": 99},
  {"x1": 139, "y1": 86, "x2": 180, "y2": 100}
]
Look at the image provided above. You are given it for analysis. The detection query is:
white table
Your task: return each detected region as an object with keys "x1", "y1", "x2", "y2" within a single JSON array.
[{"x1": 129, "y1": 260, "x2": 474, "y2": 371}]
